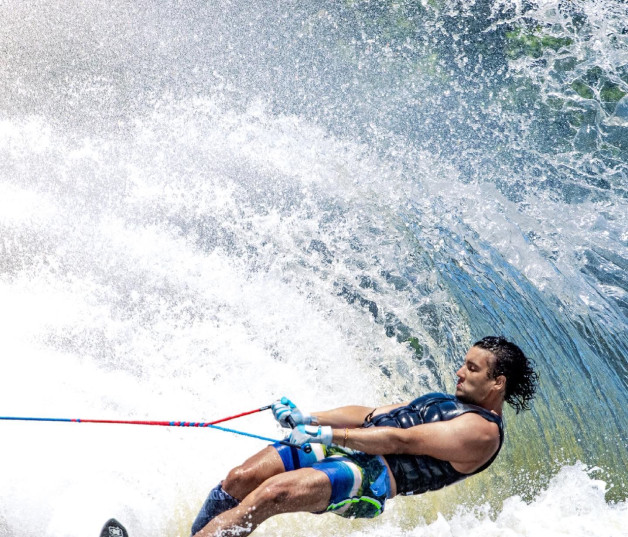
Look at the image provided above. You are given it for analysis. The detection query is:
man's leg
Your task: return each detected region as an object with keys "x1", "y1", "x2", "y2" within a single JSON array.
[
  {"x1": 191, "y1": 446, "x2": 286, "y2": 535},
  {"x1": 222, "y1": 446, "x2": 286, "y2": 499},
  {"x1": 194, "y1": 467, "x2": 332, "y2": 537}
]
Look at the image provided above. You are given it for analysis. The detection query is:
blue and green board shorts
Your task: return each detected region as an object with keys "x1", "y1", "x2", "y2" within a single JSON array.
[{"x1": 274, "y1": 442, "x2": 391, "y2": 519}]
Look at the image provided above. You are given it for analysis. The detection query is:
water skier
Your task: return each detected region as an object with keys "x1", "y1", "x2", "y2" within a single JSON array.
[{"x1": 192, "y1": 336, "x2": 538, "y2": 536}]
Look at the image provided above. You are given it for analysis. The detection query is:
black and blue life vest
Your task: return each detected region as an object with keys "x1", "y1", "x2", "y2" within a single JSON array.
[{"x1": 363, "y1": 392, "x2": 504, "y2": 496}]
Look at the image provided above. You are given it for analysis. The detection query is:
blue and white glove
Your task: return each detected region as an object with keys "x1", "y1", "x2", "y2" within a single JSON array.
[
  {"x1": 287, "y1": 424, "x2": 333, "y2": 447},
  {"x1": 272, "y1": 397, "x2": 313, "y2": 428}
]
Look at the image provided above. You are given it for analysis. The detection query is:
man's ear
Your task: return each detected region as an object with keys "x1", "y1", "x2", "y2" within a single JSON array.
[{"x1": 494, "y1": 375, "x2": 506, "y2": 394}]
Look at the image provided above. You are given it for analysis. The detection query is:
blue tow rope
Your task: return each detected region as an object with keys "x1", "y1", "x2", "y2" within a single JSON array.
[{"x1": 0, "y1": 414, "x2": 305, "y2": 449}]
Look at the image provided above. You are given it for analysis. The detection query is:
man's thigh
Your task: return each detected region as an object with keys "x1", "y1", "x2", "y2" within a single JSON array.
[
  {"x1": 237, "y1": 446, "x2": 286, "y2": 477},
  {"x1": 244, "y1": 467, "x2": 332, "y2": 516}
]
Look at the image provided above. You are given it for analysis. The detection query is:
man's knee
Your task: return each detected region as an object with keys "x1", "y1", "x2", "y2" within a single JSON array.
[
  {"x1": 223, "y1": 464, "x2": 265, "y2": 498},
  {"x1": 223, "y1": 447, "x2": 286, "y2": 499}
]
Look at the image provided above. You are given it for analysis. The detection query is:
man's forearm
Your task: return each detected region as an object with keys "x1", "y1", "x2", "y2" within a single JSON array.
[
  {"x1": 310, "y1": 406, "x2": 375, "y2": 428},
  {"x1": 312, "y1": 401, "x2": 407, "y2": 428},
  {"x1": 330, "y1": 425, "x2": 409, "y2": 454}
]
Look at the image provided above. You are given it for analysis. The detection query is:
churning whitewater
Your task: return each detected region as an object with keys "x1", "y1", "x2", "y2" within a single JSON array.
[{"x1": 1, "y1": 1, "x2": 627, "y2": 536}]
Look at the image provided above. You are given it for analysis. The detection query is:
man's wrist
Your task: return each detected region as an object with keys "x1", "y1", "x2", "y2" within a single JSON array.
[{"x1": 331, "y1": 428, "x2": 351, "y2": 447}]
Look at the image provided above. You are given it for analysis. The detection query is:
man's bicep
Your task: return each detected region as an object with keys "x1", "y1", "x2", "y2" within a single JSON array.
[
  {"x1": 313, "y1": 405, "x2": 376, "y2": 427},
  {"x1": 402, "y1": 415, "x2": 499, "y2": 464},
  {"x1": 370, "y1": 402, "x2": 408, "y2": 418}
]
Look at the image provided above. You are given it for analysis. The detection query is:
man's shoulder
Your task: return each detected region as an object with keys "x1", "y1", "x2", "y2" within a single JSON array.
[{"x1": 450, "y1": 411, "x2": 500, "y2": 429}]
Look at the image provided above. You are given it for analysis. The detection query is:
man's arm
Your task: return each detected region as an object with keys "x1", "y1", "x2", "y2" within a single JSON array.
[
  {"x1": 330, "y1": 413, "x2": 500, "y2": 473},
  {"x1": 312, "y1": 402, "x2": 408, "y2": 428}
]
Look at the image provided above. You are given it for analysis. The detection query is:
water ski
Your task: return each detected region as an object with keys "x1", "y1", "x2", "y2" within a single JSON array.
[{"x1": 100, "y1": 519, "x2": 129, "y2": 537}]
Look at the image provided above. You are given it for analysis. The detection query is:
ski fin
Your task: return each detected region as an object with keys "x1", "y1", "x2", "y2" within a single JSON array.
[{"x1": 100, "y1": 518, "x2": 129, "y2": 537}]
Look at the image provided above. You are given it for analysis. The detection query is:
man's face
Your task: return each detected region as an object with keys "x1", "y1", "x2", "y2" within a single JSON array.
[{"x1": 455, "y1": 346, "x2": 499, "y2": 406}]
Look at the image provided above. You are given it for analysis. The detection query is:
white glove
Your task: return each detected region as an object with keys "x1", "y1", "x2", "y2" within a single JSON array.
[
  {"x1": 287, "y1": 424, "x2": 333, "y2": 446},
  {"x1": 271, "y1": 397, "x2": 313, "y2": 428}
]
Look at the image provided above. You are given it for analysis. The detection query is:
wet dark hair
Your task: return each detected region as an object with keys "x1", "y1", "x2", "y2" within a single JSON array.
[{"x1": 474, "y1": 336, "x2": 539, "y2": 414}]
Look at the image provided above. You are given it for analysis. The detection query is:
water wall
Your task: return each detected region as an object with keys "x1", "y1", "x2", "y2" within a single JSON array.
[{"x1": 0, "y1": 1, "x2": 626, "y2": 535}]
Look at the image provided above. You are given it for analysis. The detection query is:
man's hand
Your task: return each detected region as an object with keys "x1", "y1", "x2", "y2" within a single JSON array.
[
  {"x1": 272, "y1": 397, "x2": 312, "y2": 428},
  {"x1": 287, "y1": 425, "x2": 333, "y2": 446}
]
